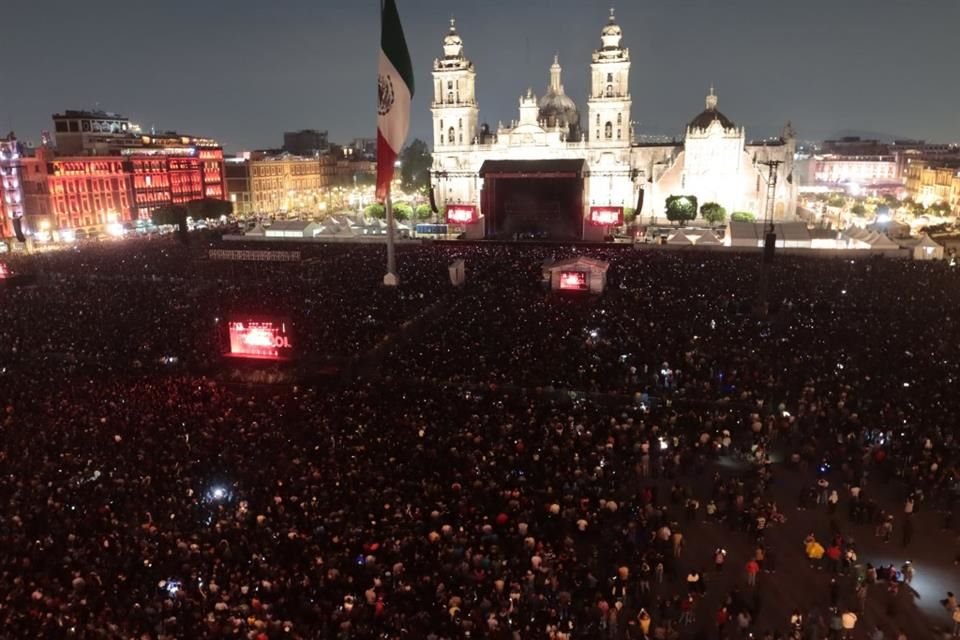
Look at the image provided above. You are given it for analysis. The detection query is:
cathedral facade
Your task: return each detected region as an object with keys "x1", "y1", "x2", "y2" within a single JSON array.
[{"x1": 430, "y1": 12, "x2": 798, "y2": 240}]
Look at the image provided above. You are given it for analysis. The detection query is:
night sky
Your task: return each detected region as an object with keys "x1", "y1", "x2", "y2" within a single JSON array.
[{"x1": 2, "y1": 0, "x2": 957, "y2": 152}]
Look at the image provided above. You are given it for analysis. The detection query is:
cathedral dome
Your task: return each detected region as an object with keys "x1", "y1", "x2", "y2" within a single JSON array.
[
  {"x1": 689, "y1": 87, "x2": 736, "y2": 130},
  {"x1": 538, "y1": 55, "x2": 581, "y2": 139}
]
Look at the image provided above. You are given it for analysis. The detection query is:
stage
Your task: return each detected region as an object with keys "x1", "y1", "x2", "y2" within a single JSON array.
[{"x1": 480, "y1": 159, "x2": 586, "y2": 241}]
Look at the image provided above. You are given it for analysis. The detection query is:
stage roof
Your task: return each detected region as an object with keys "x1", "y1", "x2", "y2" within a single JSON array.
[{"x1": 479, "y1": 159, "x2": 587, "y2": 177}]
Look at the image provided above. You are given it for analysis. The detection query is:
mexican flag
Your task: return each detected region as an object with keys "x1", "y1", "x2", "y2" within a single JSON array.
[{"x1": 376, "y1": 0, "x2": 414, "y2": 202}]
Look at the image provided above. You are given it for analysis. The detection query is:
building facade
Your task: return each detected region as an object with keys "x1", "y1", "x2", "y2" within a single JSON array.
[
  {"x1": 798, "y1": 155, "x2": 900, "y2": 189},
  {"x1": 905, "y1": 161, "x2": 960, "y2": 214},
  {"x1": 0, "y1": 134, "x2": 24, "y2": 240},
  {"x1": 225, "y1": 153, "x2": 337, "y2": 217},
  {"x1": 52, "y1": 110, "x2": 141, "y2": 155},
  {"x1": 431, "y1": 12, "x2": 797, "y2": 240},
  {"x1": 125, "y1": 135, "x2": 227, "y2": 220},
  {"x1": 283, "y1": 130, "x2": 329, "y2": 156},
  {"x1": 21, "y1": 147, "x2": 133, "y2": 231}
]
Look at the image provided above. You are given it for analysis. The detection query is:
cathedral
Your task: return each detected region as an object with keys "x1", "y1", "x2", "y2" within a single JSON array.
[{"x1": 430, "y1": 11, "x2": 798, "y2": 241}]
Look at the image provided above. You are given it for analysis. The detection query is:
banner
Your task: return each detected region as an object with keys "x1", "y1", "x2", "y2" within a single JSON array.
[{"x1": 209, "y1": 249, "x2": 301, "y2": 263}]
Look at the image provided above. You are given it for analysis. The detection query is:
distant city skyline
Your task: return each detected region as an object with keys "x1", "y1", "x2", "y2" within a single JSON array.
[{"x1": 2, "y1": 0, "x2": 958, "y2": 152}]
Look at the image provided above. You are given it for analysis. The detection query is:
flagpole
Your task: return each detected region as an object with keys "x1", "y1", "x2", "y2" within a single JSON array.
[
  {"x1": 380, "y1": 0, "x2": 398, "y2": 286},
  {"x1": 384, "y1": 186, "x2": 398, "y2": 286}
]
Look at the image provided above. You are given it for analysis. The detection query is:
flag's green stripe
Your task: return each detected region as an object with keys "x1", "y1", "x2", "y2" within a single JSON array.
[{"x1": 381, "y1": 0, "x2": 415, "y2": 96}]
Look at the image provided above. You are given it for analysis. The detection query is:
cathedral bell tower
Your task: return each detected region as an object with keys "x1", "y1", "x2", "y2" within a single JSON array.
[
  {"x1": 431, "y1": 19, "x2": 479, "y2": 149},
  {"x1": 587, "y1": 9, "x2": 632, "y2": 148}
]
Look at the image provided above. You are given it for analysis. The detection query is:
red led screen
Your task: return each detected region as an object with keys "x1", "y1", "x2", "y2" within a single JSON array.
[
  {"x1": 446, "y1": 204, "x2": 478, "y2": 224},
  {"x1": 559, "y1": 271, "x2": 589, "y2": 291},
  {"x1": 227, "y1": 319, "x2": 293, "y2": 361},
  {"x1": 589, "y1": 206, "x2": 624, "y2": 226}
]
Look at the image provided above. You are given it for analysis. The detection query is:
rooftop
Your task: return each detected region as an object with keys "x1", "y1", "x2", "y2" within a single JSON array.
[{"x1": 53, "y1": 110, "x2": 128, "y2": 120}]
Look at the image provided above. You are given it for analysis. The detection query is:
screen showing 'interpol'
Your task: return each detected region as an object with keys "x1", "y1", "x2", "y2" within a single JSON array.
[{"x1": 227, "y1": 319, "x2": 293, "y2": 360}]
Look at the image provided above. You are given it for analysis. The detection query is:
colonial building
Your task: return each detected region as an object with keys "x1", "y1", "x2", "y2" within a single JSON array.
[
  {"x1": 20, "y1": 148, "x2": 133, "y2": 232},
  {"x1": 431, "y1": 12, "x2": 797, "y2": 240},
  {"x1": 905, "y1": 161, "x2": 960, "y2": 214},
  {"x1": 225, "y1": 152, "x2": 337, "y2": 217}
]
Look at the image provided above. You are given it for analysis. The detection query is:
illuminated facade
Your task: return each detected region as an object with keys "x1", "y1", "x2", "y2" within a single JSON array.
[
  {"x1": 432, "y1": 12, "x2": 797, "y2": 239},
  {"x1": 125, "y1": 135, "x2": 227, "y2": 219},
  {"x1": 227, "y1": 153, "x2": 337, "y2": 217},
  {"x1": 0, "y1": 135, "x2": 24, "y2": 240},
  {"x1": 801, "y1": 155, "x2": 900, "y2": 187},
  {"x1": 905, "y1": 161, "x2": 960, "y2": 213},
  {"x1": 21, "y1": 148, "x2": 133, "y2": 231}
]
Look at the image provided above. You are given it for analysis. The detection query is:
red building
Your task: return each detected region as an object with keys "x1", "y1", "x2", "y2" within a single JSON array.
[
  {"x1": 0, "y1": 135, "x2": 23, "y2": 240},
  {"x1": 21, "y1": 147, "x2": 133, "y2": 231},
  {"x1": 126, "y1": 135, "x2": 227, "y2": 219}
]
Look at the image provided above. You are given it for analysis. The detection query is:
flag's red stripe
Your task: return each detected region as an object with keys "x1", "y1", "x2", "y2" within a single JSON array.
[{"x1": 376, "y1": 129, "x2": 398, "y2": 202}]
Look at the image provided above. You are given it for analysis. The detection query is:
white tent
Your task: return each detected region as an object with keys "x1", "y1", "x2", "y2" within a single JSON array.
[
  {"x1": 903, "y1": 234, "x2": 945, "y2": 261},
  {"x1": 666, "y1": 229, "x2": 695, "y2": 245},
  {"x1": 693, "y1": 230, "x2": 722, "y2": 246}
]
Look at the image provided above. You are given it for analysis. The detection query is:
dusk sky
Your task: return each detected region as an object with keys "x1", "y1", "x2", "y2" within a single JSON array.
[{"x1": 2, "y1": 0, "x2": 958, "y2": 152}]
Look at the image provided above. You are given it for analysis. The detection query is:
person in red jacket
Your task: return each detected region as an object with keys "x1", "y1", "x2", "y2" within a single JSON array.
[
  {"x1": 716, "y1": 605, "x2": 730, "y2": 638},
  {"x1": 745, "y1": 558, "x2": 760, "y2": 587}
]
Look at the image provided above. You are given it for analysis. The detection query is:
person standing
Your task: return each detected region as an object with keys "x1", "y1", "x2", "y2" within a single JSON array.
[
  {"x1": 745, "y1": 558, "x2": 760, "y2": 587},
  {"x1": 716, "y1": 605, "x2": 729, "y2": 639},
  {"x1": 715, "y1": 548, "x2": 726, "y2": 572},
  {"x1": 841, "y1": 609, "x2": 858, "y2": 640},
  {"x1": 901, "y1": 515, "x2": 913, "y2": 548}
]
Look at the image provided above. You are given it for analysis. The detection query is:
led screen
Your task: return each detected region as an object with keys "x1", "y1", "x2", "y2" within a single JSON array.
[
  {"x1": 589, "y1": 206, "x2": 624, "y2": 226},
  {"x1": 446, "y1": 205, "x2": 478, "y2": 224},
  {"x1": 227, "y1": 318, "x2": 293, "y2": 361},
  {"x1": 559, "y1": 271, "x2": 588, "y2": 291}
]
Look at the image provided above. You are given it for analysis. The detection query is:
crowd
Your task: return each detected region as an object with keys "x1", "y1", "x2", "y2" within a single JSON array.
[{"x1": 1, "y1": 238, "x2": 959, "y2": 639}]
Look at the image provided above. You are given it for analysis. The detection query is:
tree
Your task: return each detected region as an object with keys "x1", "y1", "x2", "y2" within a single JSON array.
[
  {"x1": 730, "y1": 211, "x2": 756, "y2": 222},
  {"x1": 851, "y1": 203, "x2": 867, "y2": 216},
  {"x1": 665, "y1": 195, "x2": 698, "y2": 226},
  {"x1": 929, "y1": 201, "x2": 952, "y2": 216},
  {"x1": 364, "y1": 203, "x2": 386, "y2": 219},
  {"x1": 393, "y1": 202, "x2": 413, "y2": 221},
  {"x1": 700, "y1": 201, "x2": 727, "y2": 225},
  {"x1": 186, "y1": 198, "x2": 233, "y2": 220},
  {"x1": 415, "y1": 204, "x2": 433, "y2": 220},
  {"x1": 908, "y1": 199, "x2": 926, "y2": 216},
  {"x1": 399, "y1": 139, "x2": 433, "y2": 194},
  {"x1": 623, "y1": 207, "x2": 637, "y2": 224},
  {"x1": 151, "y1": 204, "x2": 190, "y2": 244},
  {"x1": 827, "y1": 194, "x2": 846, "y2": 208}
]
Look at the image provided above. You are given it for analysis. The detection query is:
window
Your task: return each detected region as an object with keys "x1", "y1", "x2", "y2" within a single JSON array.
[
  {"x1": 448, "y1": 81, "x2": 453, "y2": 90},
  {"x1": 596, "y1": 130, "x2": 600, "y2": 140},
  {"x1": 617, "y1": 113, "x2": 622, "y2": 125},
  {"x1": 448, "y1": 127, "x2": 455, "y2": 144},
  {"x1": 606, "y1": 85, "x2": 613, "y2": 98},
  {"x1": 458, "y1": 119, "x2": 462, "y2": 130},
  {"x1": 617, "y1": 129, "x2": 621, "y2": 140},
  {"x1": 607, "y1": 73, "x2": 614, "y2": 83},
  {"x1": 596, "y1": 114, "x2": 600, "y2": 125},
  {"x1": 605, "y1": 122, "x2": 613, "y2": 139},
  {"x1": 448, "y1": 91, "x2": 454, "y2": 103}
]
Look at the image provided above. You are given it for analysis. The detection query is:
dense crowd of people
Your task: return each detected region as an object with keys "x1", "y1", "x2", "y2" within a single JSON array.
[{"x1": 1, "y1": 237, "x2": 960, "y2": 639}]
